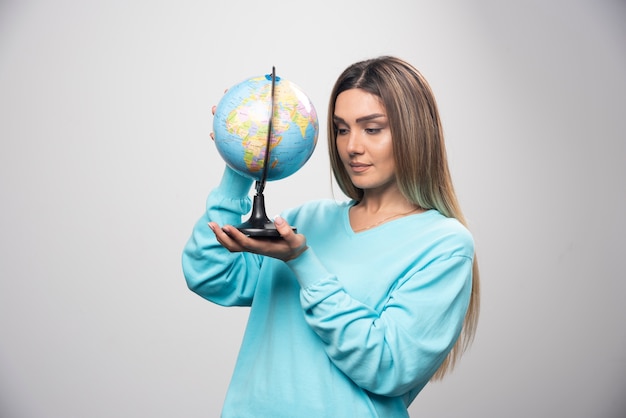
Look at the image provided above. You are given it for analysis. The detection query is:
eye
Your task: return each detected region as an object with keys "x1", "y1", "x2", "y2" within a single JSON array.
[
  {"x1": 336, "y1": 127, "x2": 349, "y2": 135},
  {"x1": 365, "y1": 128, "x2": 382, "y2": 134}
]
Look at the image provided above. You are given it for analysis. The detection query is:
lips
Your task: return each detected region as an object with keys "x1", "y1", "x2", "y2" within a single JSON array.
[{"x1": 348, "y1": 162, "x2": 371, "y2": 173}]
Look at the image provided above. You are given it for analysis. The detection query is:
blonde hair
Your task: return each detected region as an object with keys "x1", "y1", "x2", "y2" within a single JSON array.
[{"x1": 327, "y1": 56, "x2": 480, "y2": 380}]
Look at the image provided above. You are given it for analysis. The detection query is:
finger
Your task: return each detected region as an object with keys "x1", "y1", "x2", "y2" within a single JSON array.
[
  {"x1": 210, "y1": 105, "x2": 218, "y2": 141},
  {"x1": 209, "y1": 223, "x2": 244, "y2": 252},
  {"x1": 222, "y1": 225, "x2": 291, "y2": 257},
  {"x1": 221, "y1": 225, "x2": 254, "y2": 250},
  {"x1": 274, "y1": 216, "x2": 307, "y2": 255},
  {"x1": 273, "y1": 216, "x2": 295, "y2": 240}
]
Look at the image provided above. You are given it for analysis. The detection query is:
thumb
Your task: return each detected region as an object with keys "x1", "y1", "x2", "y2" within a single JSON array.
[
  {"x1": 273, "y1": 215, "x2": 293, "y2": 237},
  {"x1": 274, "y1": 216, "x2": 308, "y2": 261},
  {"x1": 274, "y1": 216, "x2": 304, "y2": 244}
]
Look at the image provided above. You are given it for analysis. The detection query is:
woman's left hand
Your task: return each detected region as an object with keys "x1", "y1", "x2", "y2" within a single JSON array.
[{"x1": 208, "y1": 216, "x2": 308, "y2": 262}]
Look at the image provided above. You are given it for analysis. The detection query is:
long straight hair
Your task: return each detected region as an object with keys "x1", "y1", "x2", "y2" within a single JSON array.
[{"x1": 327, "y1": 56, "x2": 480, "y2": 380}]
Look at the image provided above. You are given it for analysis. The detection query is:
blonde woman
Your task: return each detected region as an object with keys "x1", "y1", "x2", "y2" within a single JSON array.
[{"x1": 182, "y1": 56, "x2": 480, "y2": 417}]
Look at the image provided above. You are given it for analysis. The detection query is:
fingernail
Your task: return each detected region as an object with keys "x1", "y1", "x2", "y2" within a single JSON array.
[{"x1": 274, "y1": 216, "x2": 284, "y2": 226}]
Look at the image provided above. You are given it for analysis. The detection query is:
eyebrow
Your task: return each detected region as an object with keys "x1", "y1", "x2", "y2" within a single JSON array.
[{"x1": 333, "y1": 113, "x2": 386, "y2": 124}]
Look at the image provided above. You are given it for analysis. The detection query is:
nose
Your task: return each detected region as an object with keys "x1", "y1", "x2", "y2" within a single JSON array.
[{"x1": 345, "y1": 131, "x2": 364, "y2": 156}]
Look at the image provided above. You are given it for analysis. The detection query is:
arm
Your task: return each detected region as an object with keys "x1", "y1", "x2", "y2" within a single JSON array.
[
  {"x1": 287, "y1": 248, "x2": 473, "y2": 397},
  {"x1": 182, "y1": 166, "x2": 263, "y2": 306}
]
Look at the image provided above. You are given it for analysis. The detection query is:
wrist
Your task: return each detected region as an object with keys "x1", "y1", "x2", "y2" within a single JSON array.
[
  {"x1": 218, "y1": 166, "x2": 254, "y2": 198},
  {"x1": 286, "y1": 245, "x2": 308, "y2": 262}
]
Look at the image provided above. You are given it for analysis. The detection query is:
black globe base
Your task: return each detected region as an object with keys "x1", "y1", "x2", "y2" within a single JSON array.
[{"x1": 236, "y1": 193, "x2": 296, "y2": 239}]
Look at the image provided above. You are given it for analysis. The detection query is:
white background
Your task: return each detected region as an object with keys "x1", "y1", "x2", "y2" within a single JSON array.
[{"x1": 1, "y1": 0, "x2": 625, "y2": 417}]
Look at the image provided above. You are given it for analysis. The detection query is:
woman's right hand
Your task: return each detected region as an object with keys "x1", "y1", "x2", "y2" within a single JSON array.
[
  {"x1": 209, "y1": 105, "x2": 217, "y2": 141},
  {"x1": 210, "y1": 89, "x2": 227, "y2": 141}
]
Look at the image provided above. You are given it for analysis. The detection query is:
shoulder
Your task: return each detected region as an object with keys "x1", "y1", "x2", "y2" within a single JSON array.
[{"x1": 414, "y1": 210, "x2": 475, "y2": 259}]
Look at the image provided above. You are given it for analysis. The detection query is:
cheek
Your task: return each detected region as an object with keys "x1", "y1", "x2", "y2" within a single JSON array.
[
  {"x1": 335, "y1": 138, "x2": 349, "y2": 161},
  {"x1": 378, "y1": 142, "x2": 397, "y2": 174},
  {"x1": 377, "y1": 138, "x2": 395, "y2": 162}
]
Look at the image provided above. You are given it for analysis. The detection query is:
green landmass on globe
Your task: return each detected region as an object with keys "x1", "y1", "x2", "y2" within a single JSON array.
[{"x1": 213, "y1": 74, "x2": 319, "y2": 182}]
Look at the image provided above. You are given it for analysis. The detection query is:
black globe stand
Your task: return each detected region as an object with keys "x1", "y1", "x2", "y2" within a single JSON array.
[
  {"x1": 237, "y1": 190, "x2": 277, "y2": 237},
  {"x1": 234, "y1": 66, "x2": 295, "y2": 239},
  {"x1": 235, "y1": 183, "x2": 296, "y2": 239}
]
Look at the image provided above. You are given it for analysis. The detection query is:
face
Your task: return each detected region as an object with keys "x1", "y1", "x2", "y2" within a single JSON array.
[{"x1": 334, "y1": 88, "x2": 396, "y2": 193}]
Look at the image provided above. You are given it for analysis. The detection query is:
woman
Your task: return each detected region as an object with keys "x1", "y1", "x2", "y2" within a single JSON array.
[{"x1": 182, "y1": 56, "x2": 480, "y2": 417}]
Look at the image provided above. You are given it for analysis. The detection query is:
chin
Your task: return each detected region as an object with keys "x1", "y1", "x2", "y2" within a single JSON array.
[
  {"x1": 349, "y1": 176, "x2": 397, "y2": 193},
  {"x1": 351, "y1": 180, "x2": 386, "y2": 191}
]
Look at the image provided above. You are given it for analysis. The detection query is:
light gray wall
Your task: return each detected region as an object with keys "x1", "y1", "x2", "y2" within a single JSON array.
[{"x1": 1, "y1": 1, "x2": 624, "y2": 417}]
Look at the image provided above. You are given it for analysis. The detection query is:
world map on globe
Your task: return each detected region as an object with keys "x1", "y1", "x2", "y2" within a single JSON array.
[{"x1": 213, "y1": 74, "x2": 318, "y2": 182}]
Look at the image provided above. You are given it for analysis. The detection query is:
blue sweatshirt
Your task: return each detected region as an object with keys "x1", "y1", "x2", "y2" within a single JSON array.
[{"x1": 182, "y1": 167, "x2": 474, "y2": 417}]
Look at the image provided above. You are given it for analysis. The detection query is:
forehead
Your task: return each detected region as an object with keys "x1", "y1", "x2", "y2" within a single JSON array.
[{"x1": 334, "y1": 89, "x2": 385, "y2": 119}]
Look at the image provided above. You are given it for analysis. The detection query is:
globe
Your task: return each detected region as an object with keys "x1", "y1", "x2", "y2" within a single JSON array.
[{"x1": 213, "y1": 73, "x2": 319, "y2": 182}]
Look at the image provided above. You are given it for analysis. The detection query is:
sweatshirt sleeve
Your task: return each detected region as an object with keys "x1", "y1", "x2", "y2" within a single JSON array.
[
  {"x1": 182, "y1": 166, "x2": 263, "y2": 307},
  {"x1": 286, "y1": 246, "x2": 473, "y2": 397}
]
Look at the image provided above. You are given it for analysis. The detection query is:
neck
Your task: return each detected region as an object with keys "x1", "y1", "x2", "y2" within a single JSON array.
[
  {"x1": 350, "y1": 189, "x2": 423, "y2": 233},
  {"x1": 357, "y1": 184, "x2": 415, "y2": 214}
]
